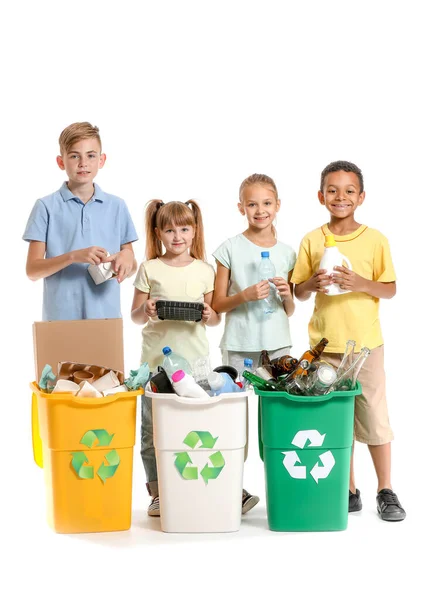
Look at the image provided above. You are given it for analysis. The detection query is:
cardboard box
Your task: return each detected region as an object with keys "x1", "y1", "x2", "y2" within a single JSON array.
[{"x1": 33, "y1": 318, "x2": 124, "y2": 381}]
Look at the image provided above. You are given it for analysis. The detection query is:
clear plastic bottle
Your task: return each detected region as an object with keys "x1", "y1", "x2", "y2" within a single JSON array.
[
  {"x1": 242, "y1": 358, "x2": 254, "y2": 390},
  {"x1": 162, "y1": 346, "x2": 193, "y2": 380},
  {"x1": 258, "y1": 251, "x2": 277, "y2": 315}
]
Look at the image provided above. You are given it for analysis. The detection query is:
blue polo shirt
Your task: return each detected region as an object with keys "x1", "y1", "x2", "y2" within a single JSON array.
[{"x1": 23, "y1": 182, "x2": 138, "y2": 321}]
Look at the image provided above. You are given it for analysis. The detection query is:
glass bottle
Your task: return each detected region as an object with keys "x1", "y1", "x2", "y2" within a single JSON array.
[
  {"x1": 304, "y1": 362, "x2": 337, "y2": 396},
  {"x1": 242, "y1": 358, "x2": 254, "y2": 390},
  {"x1": 330, "y1": 347, "x2": 371, "y2": 392},
  {"x1": 336, "y1": 340, "x2": 356, "y2": 379},
  {"x1": 295, "y1": 338, "x2": 329, "y2": 376},
  {"x1": 270, "y1": 355, "x2": 299, "y2": 378},
  {"x1": 242, "y1": 370, "x2": 282, "y2": 392}
]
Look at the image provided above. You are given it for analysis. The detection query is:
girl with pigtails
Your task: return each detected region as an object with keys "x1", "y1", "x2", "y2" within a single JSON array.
[{"x1": 131, "y1": 199, "x2": 220, "y2": 516}]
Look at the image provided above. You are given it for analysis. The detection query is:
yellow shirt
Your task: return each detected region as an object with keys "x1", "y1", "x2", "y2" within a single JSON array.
[
  {"x1": 291, "y1": 224, "x2": 396, "y2": 352},
  {"x1": 134, "y1": 258, "x2": 215, "y2": 370}
]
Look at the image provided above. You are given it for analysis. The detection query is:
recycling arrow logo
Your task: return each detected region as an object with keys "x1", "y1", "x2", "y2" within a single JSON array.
[
  {"x1": 174, "y1": 430, "x2": 225, "y2": 485},
  {"x1": 71, "y1": 429, "x2": 120, "y2": 483},
  {"x1": 282, "y1": 429, "x2": 335, "y2": 484}
]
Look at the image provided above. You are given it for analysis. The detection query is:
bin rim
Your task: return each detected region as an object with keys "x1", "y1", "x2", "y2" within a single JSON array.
[
  {"x1": 254, "y1": 382, "x2": 361, "y2": 403},
  {"x1": 30, "y1": 382, "x2": 143, "y2": 405},
  {"x1": 145, "y1": 390, "x2": 248, "y2": 406}
]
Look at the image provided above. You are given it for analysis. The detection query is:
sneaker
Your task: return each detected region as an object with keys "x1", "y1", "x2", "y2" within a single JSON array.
[
  {"x1": 376, "y1": 488, "x2": 406, "y2": 521},
  {"x1": 349, "y1": 488, "x2": 362, "y2": 512},
  {"x1": 147, "y1": 496, "x2": 160, "y2": 517},
  {"x1": 242, "y1": 489, "x2": 259, "y2": 514}
]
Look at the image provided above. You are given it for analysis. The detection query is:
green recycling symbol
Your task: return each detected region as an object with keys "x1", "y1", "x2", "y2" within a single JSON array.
[
  {"x1": 174, "y1": 431, "x2": 225, "y2": 485},
  {"x1": 70, "y1": 429, "x2": 120, "y2": 483}
]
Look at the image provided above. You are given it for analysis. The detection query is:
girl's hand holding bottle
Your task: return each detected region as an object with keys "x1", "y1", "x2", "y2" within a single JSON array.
[
  {"x1": 242, "y1": 280, "x2": 271, "y2": 302},
  {"x1": 270, "y1": 276, "x2": 291, "y2": 299}
]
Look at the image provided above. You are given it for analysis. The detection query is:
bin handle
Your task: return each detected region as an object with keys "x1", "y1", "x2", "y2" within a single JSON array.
[
  {"x1": 29, "y1": 382, "x2": 143, "y2": 405},
  {"x1": 147, "y1": 392, "x2": 221, "y2": 406}
]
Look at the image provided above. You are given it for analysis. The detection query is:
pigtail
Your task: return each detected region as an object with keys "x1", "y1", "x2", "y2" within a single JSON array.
[
  {"x1": 145, "y1": 199, "x2": 164, "y2": 259},
  {"x1": 185, "y1": 199, "x2": 206, "y2": 261}
]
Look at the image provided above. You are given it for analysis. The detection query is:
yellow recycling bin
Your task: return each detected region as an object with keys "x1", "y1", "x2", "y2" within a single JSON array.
[{"x1": 30, "y1": 382, "x2": 140, "y2": 534}]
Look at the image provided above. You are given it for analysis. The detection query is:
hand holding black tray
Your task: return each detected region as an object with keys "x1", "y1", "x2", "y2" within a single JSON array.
[{"x1": 156, "y1": 300, "x2": 204, "y2": 322}]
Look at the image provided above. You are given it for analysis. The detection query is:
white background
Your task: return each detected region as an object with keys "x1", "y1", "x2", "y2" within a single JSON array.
[{"x1": 2, "y1": 1, "x2": 445, "y2": 598}]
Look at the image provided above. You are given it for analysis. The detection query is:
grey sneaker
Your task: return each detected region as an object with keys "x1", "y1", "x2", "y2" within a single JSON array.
[
  {"x1": 148, "y1": 496, "x2": 160, "y2": 517},
  {"x1": 242, "y1": 489, "x2": 259, "y2": 514},
  {"x1": 349, "y1": 488, "x2": 362, "y2": 512},
  {"x1": 376, "y1": 488, "x2": 406, "y2": 521}
]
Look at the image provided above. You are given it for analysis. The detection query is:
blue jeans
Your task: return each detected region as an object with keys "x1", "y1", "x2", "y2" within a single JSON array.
[{"x1": 141, "y1": 394, "x2": 159, "y2": 496}]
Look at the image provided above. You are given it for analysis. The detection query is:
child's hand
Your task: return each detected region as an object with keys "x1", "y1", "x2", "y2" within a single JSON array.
[
  {"x1": 103, "y1": 248, "x2": 134, "y2": 283},
  {"x1": 307, "y1": 269, "x2": 332, "y2": 294},
  {"x1": 201, "y1": 302, "x2": 212, "y2": 323},
  {"x1": 332, "y1": 266, "x2": 368, "y2": 293},
  {"x1": 270, "y1": 277, "x2": 291, "y2": 299},
  {"x1": 72, "y1": 246, "x2": 108, "y2": 265},
  {"x1": 243, "y1": 281, "x2": 271, "y2": 302},
  {"x1": 144, "y1": 298, "x2": 158, "y2": 319}
]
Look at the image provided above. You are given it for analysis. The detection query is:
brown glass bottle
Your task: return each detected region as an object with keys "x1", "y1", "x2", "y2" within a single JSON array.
[
  {"x1": 269, "y1": 355, "x2": 299, "y2": 378},
  {"x1": 295, "y1": 338, "x2": 329, "y2": 376}
]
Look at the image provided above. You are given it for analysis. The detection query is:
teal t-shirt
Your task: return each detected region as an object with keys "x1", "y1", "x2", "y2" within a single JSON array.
[{"x1": 213, "y1": 234, "x2": 296, "y2": 352}]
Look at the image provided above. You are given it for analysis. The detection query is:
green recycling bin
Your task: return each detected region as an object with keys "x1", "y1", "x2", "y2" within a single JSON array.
[{"x1": 257, "y1": 383, "x2": 361, "y2": 532}]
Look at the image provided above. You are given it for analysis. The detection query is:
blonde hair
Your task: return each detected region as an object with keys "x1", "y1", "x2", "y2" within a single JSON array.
[
  {"x1": 59, "y1": 122, "x2": 102, "y2": 154},
  {"x1": 145, "y1": 200, "x2": 206, "y2": 261},
  {"x1": 239, "y1": 173, "x2": 279, "y2": 202},
  {"x1": 239, "y1": 173, "x2": 279, "y2": 237}
]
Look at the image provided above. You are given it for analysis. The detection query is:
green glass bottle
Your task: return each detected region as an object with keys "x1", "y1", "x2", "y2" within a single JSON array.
[{"x1": 242, "y1": 370, "x2": 282, "y2": 392}]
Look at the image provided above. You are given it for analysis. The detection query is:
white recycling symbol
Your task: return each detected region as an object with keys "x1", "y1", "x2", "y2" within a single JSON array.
[{"x1": 282, "y1": 429, "x2": 335, "y2": 484}]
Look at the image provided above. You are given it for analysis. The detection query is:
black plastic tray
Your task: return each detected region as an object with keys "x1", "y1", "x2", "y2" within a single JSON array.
[{"x1": 156, "y1": 300, "x2": 204, "y2": 322}]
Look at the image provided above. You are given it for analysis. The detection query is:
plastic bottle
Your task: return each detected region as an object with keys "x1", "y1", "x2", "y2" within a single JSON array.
[
  {"x1": 319, "y1": 235, "x2": 353, "y2": 296},
  {"x1": 171, "y1": 370, "x2": 210, "y2": 398},
  {"x1": 207, "y1": 371, "x2": 240, "y2": 395},
  {"x1": 242, "y1": 358, "x2": 254, "y2": 390},
  {"x1": 258, "y1": 251, "x2": 277, "y2": 315},
  {"x1": 162, "y1": 346, "x2": 193, "y2": 379}
]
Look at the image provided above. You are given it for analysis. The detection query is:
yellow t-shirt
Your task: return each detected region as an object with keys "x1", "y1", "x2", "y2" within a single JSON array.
[
  {"x1": 291, "y1": 224, "x2": 396, "y2": 353},
  {"x1": 134, "y1": 258, "x2": 215, "y2": 370}
]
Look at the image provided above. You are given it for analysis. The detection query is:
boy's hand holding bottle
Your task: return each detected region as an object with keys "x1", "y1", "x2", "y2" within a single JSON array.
[
  {"x1": 331, "y1": 265, "x2": 369, "y2": 294},
  {"x1": 306, "y1": 269, "x2": 332, "y2": 294}
]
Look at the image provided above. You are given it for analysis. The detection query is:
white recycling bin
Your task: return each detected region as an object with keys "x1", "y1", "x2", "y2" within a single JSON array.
[{"x1": 149, "y1": 391, "x2": 247, "y2": 533}]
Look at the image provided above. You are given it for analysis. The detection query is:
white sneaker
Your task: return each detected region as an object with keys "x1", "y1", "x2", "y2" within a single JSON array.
[{"x1": 148, "y1": 496, "x2": 160, "y2": 517}]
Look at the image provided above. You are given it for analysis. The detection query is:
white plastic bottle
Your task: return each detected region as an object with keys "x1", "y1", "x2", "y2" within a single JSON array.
[
  {"x1": 171, "y1": 370, "x2": 210, "y2": 398},
  {"x1": 258, "y1": 251, "x2": 277, "y2": 314},
  {"x1": 319, "y1": 235, "x2": 353, "y2": 296},
  {"x1": 162, "y1": 346, "x2": 193, "y2": 379},
  {"x1": 207, "y1": 371, "x2": 240, "y2": 395}
]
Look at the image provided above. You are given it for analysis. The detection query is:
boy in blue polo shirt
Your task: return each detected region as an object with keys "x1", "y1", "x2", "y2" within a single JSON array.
[{"x1": 23, "y1": 122, "x2": 138, "y2": 320}]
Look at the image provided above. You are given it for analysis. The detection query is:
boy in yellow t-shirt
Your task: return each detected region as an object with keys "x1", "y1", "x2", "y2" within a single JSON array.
[{"x1": 291, "y1": 160, "x2": 406, "y2": 522}]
